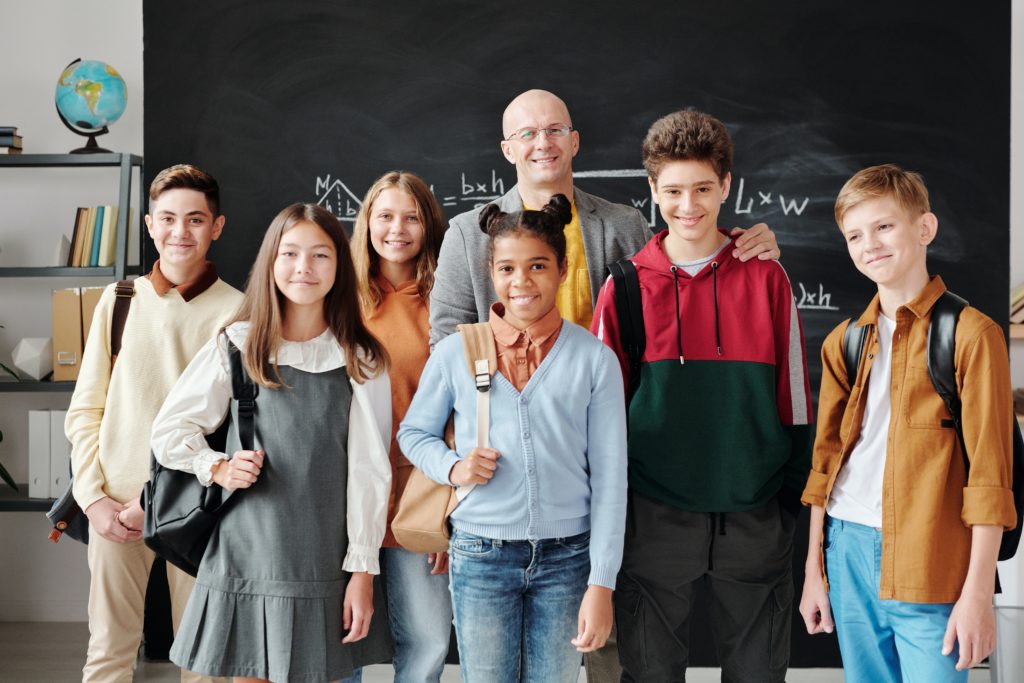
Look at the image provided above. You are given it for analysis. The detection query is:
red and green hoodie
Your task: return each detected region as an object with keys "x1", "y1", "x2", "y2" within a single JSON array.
[{"x1": 591, "y1": 230, "x2": 813, "y2": 513}]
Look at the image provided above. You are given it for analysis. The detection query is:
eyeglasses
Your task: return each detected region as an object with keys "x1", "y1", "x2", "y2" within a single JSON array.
[{"x1": 504, "y1": 125, "x2": 574, "y2": 142}]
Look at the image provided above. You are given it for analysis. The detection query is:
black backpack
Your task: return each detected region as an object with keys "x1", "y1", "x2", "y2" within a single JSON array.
[{"x1": 843, "y1": 291, "x2": 1024, "y2": 562}]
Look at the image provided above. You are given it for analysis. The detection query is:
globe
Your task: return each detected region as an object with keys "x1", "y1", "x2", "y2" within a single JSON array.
[{"x1": 55, "y1": 59, "x2": 127, "y2": 130}]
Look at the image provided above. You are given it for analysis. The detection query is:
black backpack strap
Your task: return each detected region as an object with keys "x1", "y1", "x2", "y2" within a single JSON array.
[
  {"x1": 609, "y1": 259, "x2": 645, "y2": 403},
  {"x1": 842, "y1": 318, "x2": 870, "y2": 389},
  {"x1": 227, "y1": 339, "x2": 259, "y2": 452},
  {"x1": 926, "y1": 291, "x2": 969, "y2": 471},
  {"x1": 110, "y1": 279, "x2": 135, "y2": 365}
]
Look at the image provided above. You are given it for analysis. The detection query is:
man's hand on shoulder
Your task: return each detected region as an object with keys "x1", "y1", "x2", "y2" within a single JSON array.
[{"x1": 729, "y1": 223, "x2": 780, "y2": 261}]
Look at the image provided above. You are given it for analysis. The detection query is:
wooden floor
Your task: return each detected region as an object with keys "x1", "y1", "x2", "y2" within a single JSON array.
[{"x1": 0, "y1": 622, "x2": 994, "y2": 682}]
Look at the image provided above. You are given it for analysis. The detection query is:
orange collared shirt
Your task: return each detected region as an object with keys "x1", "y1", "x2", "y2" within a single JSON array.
[
  {"x1": 802, "y1": 276, "x2": 1017, "y2": 602},
  {"x1": 488, "y1": 303, "x2": 563, "y2": 392}
]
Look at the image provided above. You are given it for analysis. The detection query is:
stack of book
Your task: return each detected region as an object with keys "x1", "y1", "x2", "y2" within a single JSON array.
[
  {"x1": 68, "y1": 206, "x2": 124, "y2": 267},
  {"x1": 1, "y1": 126, "x2": 22, "y2": 154},
  {"x1": 1012, "y1": 282, "x2": 1024, "y2": 325}
]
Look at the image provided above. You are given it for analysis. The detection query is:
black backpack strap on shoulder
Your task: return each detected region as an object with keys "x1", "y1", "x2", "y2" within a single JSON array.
[
  {"x1": 227, "y1": 339, "x2": 259, "y2": 452},
  {"x1": 110, "y1": 279, "x2": 135, "y2": 365},
  {"x1": 609, "y1": 259, "x2": 645, "y2": 403},
  {"x1": 842, "y1": 318, "x2": 870, "y2": 388},
  {"x1": 926, "y1": 291, "x2": 969, "y2": 468}
]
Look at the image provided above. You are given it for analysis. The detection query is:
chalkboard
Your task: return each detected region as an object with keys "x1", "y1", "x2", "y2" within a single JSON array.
[{"x1": 143, "y1": 0, "x2": 1011, "y2": 669}]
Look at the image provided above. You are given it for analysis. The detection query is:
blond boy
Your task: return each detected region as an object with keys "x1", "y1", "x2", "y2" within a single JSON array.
[{"x1": 799, "y1": 164, "x2": 1017, "y2": 681}]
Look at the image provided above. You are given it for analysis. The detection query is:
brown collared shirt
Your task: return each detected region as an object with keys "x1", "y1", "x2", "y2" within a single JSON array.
[
  {"x1": 802, "y1": 276, "x2": 1016, "y2": 602},
  {"x1": 488, "y1": 303, "x2": 563, "y2": 392},
  {"x1": 148, "y1": 259, "x2": 220, "y2": 301}
]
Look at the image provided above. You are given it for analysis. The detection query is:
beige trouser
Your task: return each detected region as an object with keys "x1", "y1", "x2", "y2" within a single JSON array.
[{"x1": 84, "y1": 533, "x2": 222, "y2": 683}]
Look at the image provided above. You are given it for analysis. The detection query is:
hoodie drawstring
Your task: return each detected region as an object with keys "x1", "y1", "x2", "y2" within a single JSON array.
[
  {"x1": 712, "y1": 261, "x2": 722, "y2": 356},
  {"x1": 671, "y1": 266, "x2": 684, "y2": 364}
]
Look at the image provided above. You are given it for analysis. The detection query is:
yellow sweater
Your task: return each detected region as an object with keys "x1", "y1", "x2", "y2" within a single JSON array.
[
  {"x1": 66, "y1": 275, "x2": 242, "y2": 509},
  {"x1": 524, "y1": 201, "x2": 594, "y2": 328}
]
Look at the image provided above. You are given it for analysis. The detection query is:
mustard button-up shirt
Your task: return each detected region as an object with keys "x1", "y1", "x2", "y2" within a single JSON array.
[{"x1": 802, "y1": 276, "x2": 1017, "y2": 602}]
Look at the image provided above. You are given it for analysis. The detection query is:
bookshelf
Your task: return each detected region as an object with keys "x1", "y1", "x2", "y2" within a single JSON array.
[
  {"x1": 0, "y1": 153, "x2": 145, "y2": 281},
  {"x1": 0, "y1": 153, "x2": 145, "y2": 511},
  {"x1": 0, "y1": 485, "x2": 53, "y2": 512},
  {"x1": 0, "y1": 381, "x2": 76, "y2": 393}
]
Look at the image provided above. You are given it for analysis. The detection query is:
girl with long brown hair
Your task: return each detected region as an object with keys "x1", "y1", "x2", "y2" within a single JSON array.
[
  {"x1": 152, "y1": 203, "x2": 393, "y2": 683},
  {"x1": 350, "y1": 171, "x2": 453, "y2": 682}
]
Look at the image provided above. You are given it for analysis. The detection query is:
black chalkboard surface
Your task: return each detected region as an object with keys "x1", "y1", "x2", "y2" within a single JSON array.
[{"x1": 143, "y1": 0, "x2": 1010, "y2": 669}]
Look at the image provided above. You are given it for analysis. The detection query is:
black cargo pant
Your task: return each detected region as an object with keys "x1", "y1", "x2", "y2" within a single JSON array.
[{"x1": 615, "y1": 491, "x2": 797, "y2": 683}]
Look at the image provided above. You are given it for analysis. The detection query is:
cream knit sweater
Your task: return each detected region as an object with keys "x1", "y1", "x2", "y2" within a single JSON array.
[{"x1": 66, "y1": 275, "x2": 243, "y2": 509}]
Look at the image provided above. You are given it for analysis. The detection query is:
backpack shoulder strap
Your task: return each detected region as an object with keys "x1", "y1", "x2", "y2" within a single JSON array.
[
  {"x1": 926, "y1": 290, "x2": 969, "y2": 468},
  {"x1": 456, "y1": 322, "x2": 497, "y2": 392},
  {"x1": 608, "y1": 258, "x2": 644, "y2": 403},
  {"x1": 453, "y1": 322, "x2": 495, "y2": 501},
  {"x1": 842, "y1": 318, "x2": 870, "y2": 388},
  {"x1": 110, "y1": 279, "x2": 135, "y2": 365},
  {"x1": 226, "y1": 338, "x2": 259, "y2": 452},
  {"x1": 926, "y1": 291, "x2": 968, "y2": 420}
]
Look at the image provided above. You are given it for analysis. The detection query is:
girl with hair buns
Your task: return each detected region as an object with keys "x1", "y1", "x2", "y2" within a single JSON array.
[
  {"x1": 398, "y1": 194, "x2": 628, "y2": 683},
  {"x1": 151, "y1": 203, "x2": 394, "y2": 683}
]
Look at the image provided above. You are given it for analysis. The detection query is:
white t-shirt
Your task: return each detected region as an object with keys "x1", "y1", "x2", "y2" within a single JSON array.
[{"x1": 826, "y1": 314, "x2": 896, "y2": 528}]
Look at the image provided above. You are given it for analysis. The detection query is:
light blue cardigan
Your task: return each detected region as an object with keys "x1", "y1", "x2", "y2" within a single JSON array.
[{"x1": 397, "y1": 321, "x2": 627, "y2": 589}]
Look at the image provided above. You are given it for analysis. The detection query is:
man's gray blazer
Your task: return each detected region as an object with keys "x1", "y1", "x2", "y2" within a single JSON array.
[{"x1": 429, "y1": 185, "x2": 651, "y2": 346}]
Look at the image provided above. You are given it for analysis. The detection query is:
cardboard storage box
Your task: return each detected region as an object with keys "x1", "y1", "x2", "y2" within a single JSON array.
[{"x1": 51, "y1": 288, "x2": 83, "y2": 381}]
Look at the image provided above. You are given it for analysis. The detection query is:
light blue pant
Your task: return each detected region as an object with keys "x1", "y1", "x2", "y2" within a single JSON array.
[
  {"x1": 382, "y1": 546, "x2": 453, "y2": 683},
  {"x1": 825, "y1": 517, "x2": 967, "y2": 683},
  {"x1": 448, "y1": 529, "x2": 590, "y2": 683}
]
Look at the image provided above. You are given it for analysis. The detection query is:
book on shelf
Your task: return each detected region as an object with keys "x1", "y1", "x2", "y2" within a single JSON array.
[
  {"x1": 97, "y1": 205, "x2": 118, "y2": 267},
  {"x1": 89, "y1": 206, "x2": 105, "y2": 267},
  {"x1": 79, "y1": 207, "x2": 96, "y2": 267},
  {"x1": 67, "y1": 208, "x2": 86, "y2": 266},
  {"x1": 0, "y1": 146, "x2": 22, "y2": 155},
  {"x1": 0, "y1": 126, "x2": 17, "y2": 136},
  {"x1": 0, "y1": 134, "x2": 23, "y2": 147}
]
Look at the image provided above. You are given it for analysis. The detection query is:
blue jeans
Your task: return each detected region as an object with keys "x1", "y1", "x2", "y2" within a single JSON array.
[
  {"x1": 448, "y1": 529, "x2": 590, "y2": 683},
  {"x1": 825, "y1": 517, "x2": 967, "y2": 683},
  {"x1": 382, "y1": 546, "x2": 453, "y2": 683}
]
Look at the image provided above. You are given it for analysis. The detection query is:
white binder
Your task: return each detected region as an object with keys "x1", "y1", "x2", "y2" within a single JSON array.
[
  {"x1": 49, "y1": 410, "x2": 71, "y2": 499},
  {"x1": 28, "y1": 410, "x2": 51, "y2": 499}
]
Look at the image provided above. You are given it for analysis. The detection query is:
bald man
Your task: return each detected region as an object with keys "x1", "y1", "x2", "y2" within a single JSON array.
[{"x1": 429, "y1": 89, "x2": 779, "y2": 346}]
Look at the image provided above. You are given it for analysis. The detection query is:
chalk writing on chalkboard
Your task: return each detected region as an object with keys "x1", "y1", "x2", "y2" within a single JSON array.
[
  {"x1": 794, "y1": 282, "x2": 839, "y2": 311},
  {"x1": 732, "y1": 177, "x2": 810, "y2": 217},
  {"x1": 317, "y1": 171, "x2": 807, "y2": 232},
  {"x1": 315, "y1": 175, "x2": 363, "y2": 220},
  {"x1": 315, "y1": 169, "x2": 661, "y2": 223}
]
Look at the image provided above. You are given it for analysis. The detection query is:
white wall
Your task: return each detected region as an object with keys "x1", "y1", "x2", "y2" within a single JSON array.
[
  {"x1": 0, "y1": 2, "x2": 1021, "y2": 621},
  {"x1": 999, "y1": 0, "x2": 1024, "y2": 606},
  {"x1": 0, "y1": 1, "x2": 143, "y2": 621}
]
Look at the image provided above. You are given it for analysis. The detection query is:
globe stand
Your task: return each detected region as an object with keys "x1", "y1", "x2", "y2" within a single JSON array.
[{"x1": 56, "y1": 102, "x2": 111, "y2": 154}]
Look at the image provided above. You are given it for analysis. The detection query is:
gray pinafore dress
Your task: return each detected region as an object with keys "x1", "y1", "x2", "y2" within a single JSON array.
[{"x1": 170, "y1": 363, "x2": 393, "y2": 682}]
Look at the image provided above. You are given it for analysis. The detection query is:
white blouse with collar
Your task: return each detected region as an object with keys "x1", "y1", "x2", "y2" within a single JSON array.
[{"x1": 150, "y1": 321, "x2": 392, "y2": 574}]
